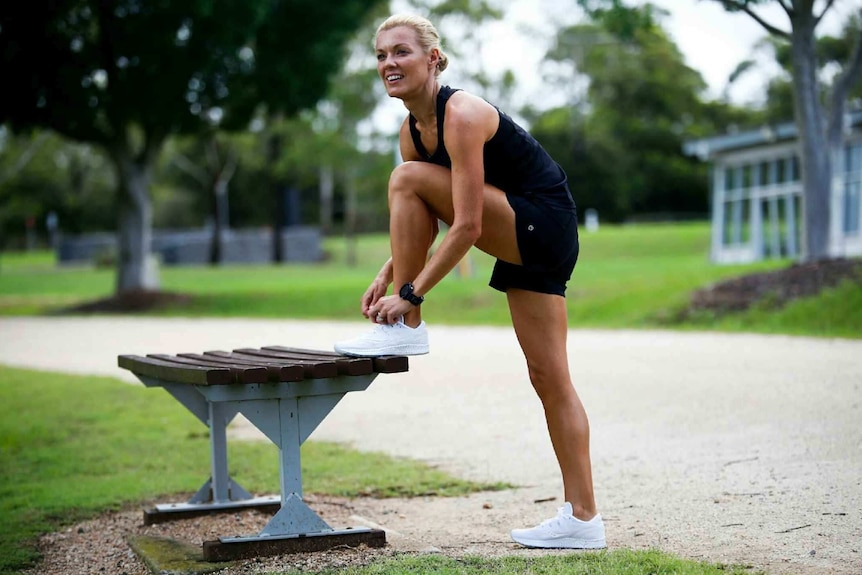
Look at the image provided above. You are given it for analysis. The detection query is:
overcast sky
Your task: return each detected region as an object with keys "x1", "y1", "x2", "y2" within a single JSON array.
[{"x1": 492, "y1": 0, "x2": 856, "y2": 102}]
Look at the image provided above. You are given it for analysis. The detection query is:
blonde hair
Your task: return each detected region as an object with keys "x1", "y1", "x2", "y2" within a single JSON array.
[{"x1": 375, "y1": 14, "x2": 449, "y2": 76}]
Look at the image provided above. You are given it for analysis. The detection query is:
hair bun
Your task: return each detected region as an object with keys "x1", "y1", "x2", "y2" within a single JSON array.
[{"x1": 437, "y1": 51, "x2": 449, "y2": 74}]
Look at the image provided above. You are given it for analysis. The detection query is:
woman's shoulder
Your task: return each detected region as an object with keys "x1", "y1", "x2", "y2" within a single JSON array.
[{"x1": 444, "y1": 89, "x2": 498, "y2": 129}]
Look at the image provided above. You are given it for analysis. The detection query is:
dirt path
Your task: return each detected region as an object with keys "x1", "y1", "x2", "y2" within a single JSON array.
[{"x1": 1, "y1": 317, "x2": 860, "y2": 574}]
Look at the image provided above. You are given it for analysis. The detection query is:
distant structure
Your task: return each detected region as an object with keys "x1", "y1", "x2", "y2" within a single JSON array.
[
  {"x1": 57, "y1": 226, "x2": 322, "y2": 266},
  {"x1": 683, "y1": 110, "x2": 862, "y2": 264}
]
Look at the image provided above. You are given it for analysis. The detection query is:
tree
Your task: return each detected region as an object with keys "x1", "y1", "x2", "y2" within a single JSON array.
[
  {"x1": 712, "y1": 0, "x2": 862, "y2": 260},
  {"x1": 0, "y1": 129, "x2": 116, "y2": 249},
  {"x1": 729, "y1": 17, "x2": 862, "y2": 125},
  {"x1": 540, "y1": 2, "x2": 717, "y2": 221},
  {"x1": 168, "y1": 134, "x2": 238, "y2": 264},
  {"x1": 0, "y1": 0, "x2": 383, "y2": 293}
]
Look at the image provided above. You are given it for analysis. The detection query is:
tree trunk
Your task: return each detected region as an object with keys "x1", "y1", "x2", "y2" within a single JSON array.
[
  {"x1": 266, "y1": 131, "x2": 284, "y2": 262},
  {"x1": 209, "y1": 165, "x2": 234, "y2": 265},
  {"x1": 789, "y1": 15, "x2": 831, "y2": 261},
  {"x1": 209, "y1": 178, "x2": 227, "y2": 265},
  {"x1": 207, "y1": 138, "x2": 236, "y2": 266},
  {"x1": 343, "y1": 165, "x2": 358, "y2": 268},
  {"x1": 113, "y1": 151, "x2": 159, "y2": 292},
  {"x1": 319, "y1": 164, "x2": 334, "y2": 235}
]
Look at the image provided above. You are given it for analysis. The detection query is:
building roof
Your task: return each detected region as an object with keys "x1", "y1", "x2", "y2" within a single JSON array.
[{"x1": 682, "y1": 108, "x2": 862, "y2": 161}]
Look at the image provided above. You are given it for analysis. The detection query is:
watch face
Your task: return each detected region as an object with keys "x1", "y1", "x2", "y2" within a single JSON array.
[
  {"x1": 399, "y1": 282, "x2": 422, "y2": 305},
  {"x1": 400, "y1": 283, "x2": 412, "y2": 298}
]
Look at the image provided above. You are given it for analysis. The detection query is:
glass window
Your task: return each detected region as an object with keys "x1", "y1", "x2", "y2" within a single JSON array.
[
  {"x1": 742, "y1": 164, "x2": 753, "y2": 188},
  {"x1": 790, "y1": 156, "x2": 800, "y2": 181},
  {"x1": 758, "y1": 161, "x2": 771, "y2": 186},
  {"x1": 845, "y1": 143, "x2": 861, "y2": 174},
  {"x1": 776, "y1": 158, "x2": 787, "y2": 183},
  {"x1": 722, "y1": 201, "x2": 735, "y2": 244},
  {"x1": 845, "y1": 181, "x2": 860, "y2": 235},
  {"x1": 845, "y1": 144, "x2": 861, "y2": 235},
  {"x1": 724, "y1": 166, "x2": 737, "y2": 191}
]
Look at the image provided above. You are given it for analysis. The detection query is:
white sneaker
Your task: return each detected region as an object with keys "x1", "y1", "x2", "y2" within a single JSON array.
[
  {"x1": 511, "y1": 502, "x2": 606, "y2": 549},
  {"x1": 333, "y1": 319, "x2": 429, "y2": 357}
]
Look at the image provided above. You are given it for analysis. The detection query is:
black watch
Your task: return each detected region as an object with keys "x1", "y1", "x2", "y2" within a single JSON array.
[{"x1": 399, "y1": 282, "x2": 424, "y2": 306}]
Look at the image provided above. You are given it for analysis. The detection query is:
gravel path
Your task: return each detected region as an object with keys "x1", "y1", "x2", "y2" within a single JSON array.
[{"x1": 1, "y1": 317, "x2": 860, "y2": 575}]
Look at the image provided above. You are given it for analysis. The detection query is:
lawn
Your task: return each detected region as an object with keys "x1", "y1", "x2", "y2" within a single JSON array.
[{"x1": 2, "y1": 221, "x2": 859, "y2": 338}]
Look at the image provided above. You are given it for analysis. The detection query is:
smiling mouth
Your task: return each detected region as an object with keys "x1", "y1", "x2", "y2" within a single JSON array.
[{"x1": 386, "y1": 74, "x2": 404, "y2": 82}]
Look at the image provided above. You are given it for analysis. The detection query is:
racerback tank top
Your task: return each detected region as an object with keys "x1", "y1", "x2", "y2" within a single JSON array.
[{"x1": 408, "y1": 85, "x2": 568, "y2": 196}]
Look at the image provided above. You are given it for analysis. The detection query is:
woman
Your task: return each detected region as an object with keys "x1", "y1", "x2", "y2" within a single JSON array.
[{"x1": 334, "y1": 14, "x2": 605, "y2": 549}]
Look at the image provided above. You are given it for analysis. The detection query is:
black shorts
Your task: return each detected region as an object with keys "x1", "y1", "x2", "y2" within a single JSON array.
[{"x1": 489, "y1": 185, "x2": 579, "y2": 297}]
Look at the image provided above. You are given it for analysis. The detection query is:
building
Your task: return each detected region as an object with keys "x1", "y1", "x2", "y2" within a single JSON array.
[{"x1": 683, "y1": 110, "x2": 862, "y2": 264}]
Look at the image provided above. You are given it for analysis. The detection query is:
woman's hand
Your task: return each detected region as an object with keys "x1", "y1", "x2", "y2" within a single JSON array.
[
  {"x1": 367, "y1": 294, "x2": 415, "y2": 325},
  {"x1": 361, "y1": 277, "x2": 390, "y2": 322},
  {"x1": 361, "y1": 258, "x2": 395, "y2": 322}
]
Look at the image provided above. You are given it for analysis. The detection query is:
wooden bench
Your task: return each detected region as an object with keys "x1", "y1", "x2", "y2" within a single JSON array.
[{"x1": 118, "y1": 346, "x2": 408, "y2": 561}]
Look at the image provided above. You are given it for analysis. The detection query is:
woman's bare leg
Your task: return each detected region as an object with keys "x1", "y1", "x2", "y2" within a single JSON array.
[
  {"x1": 387, "y1": 164, "x2": 439, "y2": 327},
  {"x1": 387, "y1": 161, "x2": 595, "y2": 517},
  {"x1": 387, "y1": 161, "x2": 520, "y2": 326},
  {"x1": 507, "y1": 288, "x2": 597, "y2": 520}
]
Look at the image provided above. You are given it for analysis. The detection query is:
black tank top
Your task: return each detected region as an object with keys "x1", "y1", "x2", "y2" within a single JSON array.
[{"x1": 408, "y1": 85, "x2": 569, "y2": 197}]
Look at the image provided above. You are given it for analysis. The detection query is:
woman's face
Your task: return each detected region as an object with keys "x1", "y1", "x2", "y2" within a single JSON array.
[{"x1": 375, "y1": 26, "x2": 435, "y2": 98}]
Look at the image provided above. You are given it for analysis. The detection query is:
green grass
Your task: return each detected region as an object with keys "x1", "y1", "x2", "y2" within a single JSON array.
[
  {"x1": 0, "y1": 365, "x2": 505, "y2": 574},
  {"x1": 274, "y1": 551, "x2": 761, "y2": 575},
  {"x1": 1, "y1": 222, "x2": 860, "y2": 338},
  {"x1": 683, "y1": 279, "x2": 862, "y2": 339}
]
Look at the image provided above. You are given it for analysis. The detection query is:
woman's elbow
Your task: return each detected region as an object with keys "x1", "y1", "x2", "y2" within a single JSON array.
[{"x1": 455, "y1": 222, "x2": 482, "y2": 245}]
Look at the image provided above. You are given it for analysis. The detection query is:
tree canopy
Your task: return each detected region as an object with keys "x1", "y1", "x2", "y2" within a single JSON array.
[
  {"x1": 0, "y1": 0, "x2": 384, "y2": 291},
  {"x1": 531, "y1": 2, "x2": 743, "y2": 222}
]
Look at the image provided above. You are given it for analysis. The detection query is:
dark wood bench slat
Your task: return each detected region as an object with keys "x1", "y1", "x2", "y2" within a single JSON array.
[
  {"x1": 147, "y1": 354, "x2": 268, "y2": 384},
  {"x1": 263, "y1": 346, "x2": 409, "y2": 374},
  {"x1": 231, "y1": 348, "x2": 339, "y2": 379},
  {"x1": 190, "y1": 352, "x2": 304, "y2": 382},
  {"x1": 118, "y1": 354, "x2": 232, "y2": 386},
  {"x1": 261, "y1": 346, "x2": 374, "y2": 376}
]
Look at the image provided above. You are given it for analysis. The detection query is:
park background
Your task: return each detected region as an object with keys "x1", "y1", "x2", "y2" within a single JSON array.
[
  {"x1": 1, "y1": 0, "x2": 861, "y2": 334},
  {"x1": 1, "y1": 1, "x2": 861, "y2": 574}
]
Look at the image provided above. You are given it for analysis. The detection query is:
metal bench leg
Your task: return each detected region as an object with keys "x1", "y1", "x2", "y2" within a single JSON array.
[
  {"x1": 186, "y1": 401, "x2": 253, "y2": 504},
  {"x1": 209, "y1": 401, "x2": 232, "y2": 503},
  {"x1": 202, "y1": 389, "x2": 385, "y2": 560},
  {"x1": 229, "y1": 395, "x2": 334, "y2": 536},
  {"x1": 138, "y1": 379, "x2": 279, "y2": 524},
  {"x1": 261, "y1": 395, "x2": 332, "y2": 536}
]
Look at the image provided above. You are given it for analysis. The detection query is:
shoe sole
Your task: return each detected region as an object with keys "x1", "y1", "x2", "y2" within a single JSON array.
[
  {"x1": 334, "y1": 344, "x2": 429, "y2": 357},
  {"x1": 510, "y1": 535, "x2": 606, "y2": 549}
]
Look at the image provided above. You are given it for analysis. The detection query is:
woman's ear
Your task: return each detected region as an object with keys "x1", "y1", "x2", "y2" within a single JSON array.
[{"x1": 428, "y1": 48, "x2": 440, "y2": 70}]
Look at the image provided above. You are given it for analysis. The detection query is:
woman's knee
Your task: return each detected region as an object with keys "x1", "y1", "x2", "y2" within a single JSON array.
[
  {"x1": 527, "y1": 362, "x2": 575, "y2": 403},
  {"x1": 388, "y1": 162, "x2": 455, "y2": 224},
  {"x1": 388, "y1": 161, "x2": 436, "y2": 199}
]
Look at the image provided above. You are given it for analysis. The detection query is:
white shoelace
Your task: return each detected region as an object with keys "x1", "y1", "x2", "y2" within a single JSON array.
[{"x1": 543, "y1": 505, "x2": 582, "y2": 530}]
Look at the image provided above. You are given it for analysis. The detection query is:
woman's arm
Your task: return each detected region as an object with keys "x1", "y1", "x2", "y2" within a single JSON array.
[{"x1": 410, "y1": 93, "x2": 497, "y2": 298}]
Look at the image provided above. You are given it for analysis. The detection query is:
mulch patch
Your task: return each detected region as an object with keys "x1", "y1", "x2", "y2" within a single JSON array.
[
  {"x1": 59, "y1": 289, "x2": 194, "y2": 314},
  {"x1": 690, "y1": 257, "x2": 862, "y2": 314}
]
